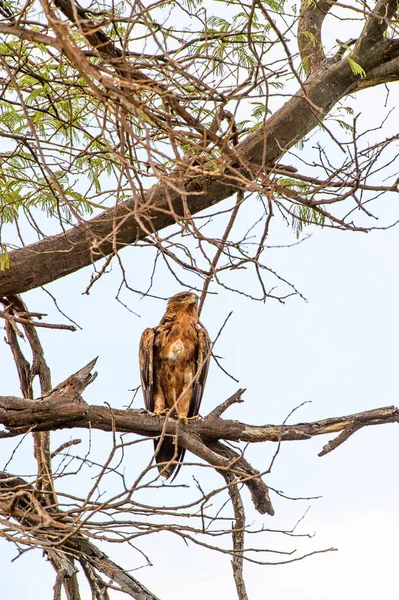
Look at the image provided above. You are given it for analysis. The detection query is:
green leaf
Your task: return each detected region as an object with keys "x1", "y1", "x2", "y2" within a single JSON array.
[
  {"x1": 301, "y1": 30, "x2": 317, "y2": 46},
  {"x1": 291, "y1": 205, "x2": 326, "y2": 238},
  {"x1": 0, "y1": 247, "x2": 10, "y2": 271},
  {"x1": 347, "y1": 57, "x2": 366, "y2": 78}
]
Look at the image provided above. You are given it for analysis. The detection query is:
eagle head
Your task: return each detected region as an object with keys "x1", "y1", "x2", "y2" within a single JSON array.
[{"x1": 167, "y1": 291, "x2": 199, "y2": 310}]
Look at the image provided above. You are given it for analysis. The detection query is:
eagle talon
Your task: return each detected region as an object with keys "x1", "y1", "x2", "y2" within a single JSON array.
[
  {"x1": 177, "y1": 414, "x2": 199, "y2": 424},
  {"x1": 154, "y1": 408, "x2": 168, "y2": 416}
]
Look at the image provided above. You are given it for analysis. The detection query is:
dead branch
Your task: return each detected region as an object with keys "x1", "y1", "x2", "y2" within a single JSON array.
[
  {"x1": 208, "y1": 441, "x2": 274, "y2": 516},
  {"x1": 222, "y1": 472, "x2": 248, "y2": 600},
  {"x1": 0, "y1": 370, "x2": 396, "y2": 445},
  {"x1": 0, "y1": 473, "x2": 161, "y2": 600},
  {"x1": 0, "y1": 309, "x2": 76, "y2": 331},
  {"x1": 2, "y1": 295, "x2": 83, "y2": 597},
  {"x1": 0, "y1": 359, "x2": 397, "y2": 519}
]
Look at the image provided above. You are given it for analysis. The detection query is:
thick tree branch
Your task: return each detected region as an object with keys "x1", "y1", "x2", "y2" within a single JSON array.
[
  {"x1": 48, "y1": 550, "x2": 81, "y2": 600},
  {"x1": 0, "y1": 386, "x2": 397, "y2": 444},
  {"x1": 0, "y1": 361, "x2": 397, "y2": 519},
  {"x1": 0, "y1": 0, "x2": 398, "y2": 298},
  {"x1": 352, "y1": 0, "x2": 398, "y2": 59},
  {"x1": 353, "y1": 55, "x2": 399, "y2": 91},
  {"x1": 1, "y1": 43, "x2": 395, "y2": 295},
  {"x1": 0, "y1": 370, "x2": 397, "y2": 443},
  {"x1": 0, "y1": 371, "x2": 397, "y2": 445},
  {"x1": 72, "y1": 537, "x2": 160, "y2": 600},
  {"x1": 209, "y1": 441, "x2": 274, "y2": 516},
  {"x1": 0, "y1": 63, "x2": 357, "y2": 295}
]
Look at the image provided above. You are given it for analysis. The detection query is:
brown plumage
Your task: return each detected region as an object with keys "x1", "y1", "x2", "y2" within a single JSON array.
[{"x1": 139, "y1": 291, "x2": 210, "y2": 479}]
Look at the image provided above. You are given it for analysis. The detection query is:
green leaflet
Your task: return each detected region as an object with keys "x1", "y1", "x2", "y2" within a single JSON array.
[
  {"x1": 0, "y1": 247, "x2": 9, "y2": 271},
  {"x1": 347, "y1": 57, "x2": 366, "y2": 78}
]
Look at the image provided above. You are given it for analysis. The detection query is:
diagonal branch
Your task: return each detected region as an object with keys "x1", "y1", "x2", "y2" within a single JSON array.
[
  {"x1": 209, "y1": 441, "x2": 274, "y2": 515},
  {"x1": 1, "y1": 0, "x2": 399, "y2": 298},
  {"x1": 2, "y1": 34, "x2": 396, "y2": 295},
  {"x1": 0, "y1": 472, "x2": 161, "y2": 600},
  {"x1": 353, "y1": 52, "x2": 399, "y2": 91},
  {"x1": 353, "y1": 0, "x2": 399, "y2": 59}
]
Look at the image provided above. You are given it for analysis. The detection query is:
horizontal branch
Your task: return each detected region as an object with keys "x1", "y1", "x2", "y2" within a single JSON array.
[
  {"x1": 0, "y1": 360, "x2": 397, "y2": 456},
  {"x1": 1, "y1": 393, "x2": 397, "y2": 442},
  {"x1": 0, "y1": 309, "x2": 76, "y2": 331},
  {"x1": 0, "y1": 23, "x2": 60, "y2": 47},
  {"x1": 0, "y1": 359, "x2": 398, "y2": 518}
]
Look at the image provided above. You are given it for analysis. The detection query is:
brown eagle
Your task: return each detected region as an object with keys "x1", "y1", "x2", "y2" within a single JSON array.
[{"x1": 139, "y1": 291, "x2": 210, "y2": 479}]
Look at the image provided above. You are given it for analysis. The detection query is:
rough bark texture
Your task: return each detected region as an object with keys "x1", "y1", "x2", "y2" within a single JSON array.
[
  {"x1": 1, "y1": 0, "x2": 399, "y2": 297},
  {"x1": 0, "y1": 360, "x2": 398, "y2": 519},
  {"x1": 1, "y1": 380, "x2": 397, "y2": 443}
]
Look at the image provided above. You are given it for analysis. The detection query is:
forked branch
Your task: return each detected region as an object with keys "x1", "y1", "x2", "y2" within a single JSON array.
[{"x1": 0, "y1": 358, "x2": 397, "y2": 517}]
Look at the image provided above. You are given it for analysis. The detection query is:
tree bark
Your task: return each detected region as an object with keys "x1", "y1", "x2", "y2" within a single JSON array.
[{"x1": 2, "y1": 0, "x2": 399, "y2": 296}]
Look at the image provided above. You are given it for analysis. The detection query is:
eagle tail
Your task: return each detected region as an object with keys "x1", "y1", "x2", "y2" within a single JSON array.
[{"x1": 154, "y1": 440, "x2": 185, "y2": 481}]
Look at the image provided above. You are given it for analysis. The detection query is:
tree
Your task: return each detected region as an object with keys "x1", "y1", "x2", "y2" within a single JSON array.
[{"x1": 0, "y1": 0, "x2": 399, "y2": 598}]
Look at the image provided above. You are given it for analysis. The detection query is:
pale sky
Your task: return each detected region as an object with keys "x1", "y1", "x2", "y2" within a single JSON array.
[
  {"x1": 1, "y1": 180, "x2": 399, "y2": 599},
  {"x1": 1, "y1": 9, "x2": 399, "y2": 599}
]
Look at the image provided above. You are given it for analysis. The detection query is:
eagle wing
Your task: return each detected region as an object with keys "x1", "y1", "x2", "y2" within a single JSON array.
[
  {"x1": 189, "y1": 326, "x2": 211, "y2": 418},
  {"x1": 139, "y1": 327, "x2": 155, "y2": 412}
]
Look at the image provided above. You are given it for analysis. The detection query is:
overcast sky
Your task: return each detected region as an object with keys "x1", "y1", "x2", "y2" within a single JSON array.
[
  {"x1": 2, "y1": 176, "x2": 399, "y2": 600},
  {"x1": 1, "y1": 6, "x2": 399, "y2": 599}
]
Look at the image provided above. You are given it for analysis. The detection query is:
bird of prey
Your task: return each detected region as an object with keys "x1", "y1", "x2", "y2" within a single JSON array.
[{"x1": 139, "y1": 291, "x2": 210, "y2": 479}]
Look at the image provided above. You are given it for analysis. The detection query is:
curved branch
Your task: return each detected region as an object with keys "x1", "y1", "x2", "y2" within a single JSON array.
[
  {"x1": 298, "y1": 0, "x2": 335, "y2": 75},
  {"x1": 0, "y1": 472, "x2": 161, "y2": 600}
]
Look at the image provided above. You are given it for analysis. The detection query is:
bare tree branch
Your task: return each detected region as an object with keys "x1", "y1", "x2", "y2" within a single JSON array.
[
  {"x1": 0, "y1": 367, "x2": 396, "y2": 445},
  {"x1": 0, "y1": 359, "x2": 397, "y2": 521},
  {"x1": 0, "y1": 473, "x2": 161, "y2": 600},
  {"x1": 222, "y1": 473, "x2": 248, "y2": 600}
]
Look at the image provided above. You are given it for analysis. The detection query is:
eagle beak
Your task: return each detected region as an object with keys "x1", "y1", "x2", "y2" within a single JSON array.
[{"x1": 192, "y1": 295, "x2": 199, "y2": 305}]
